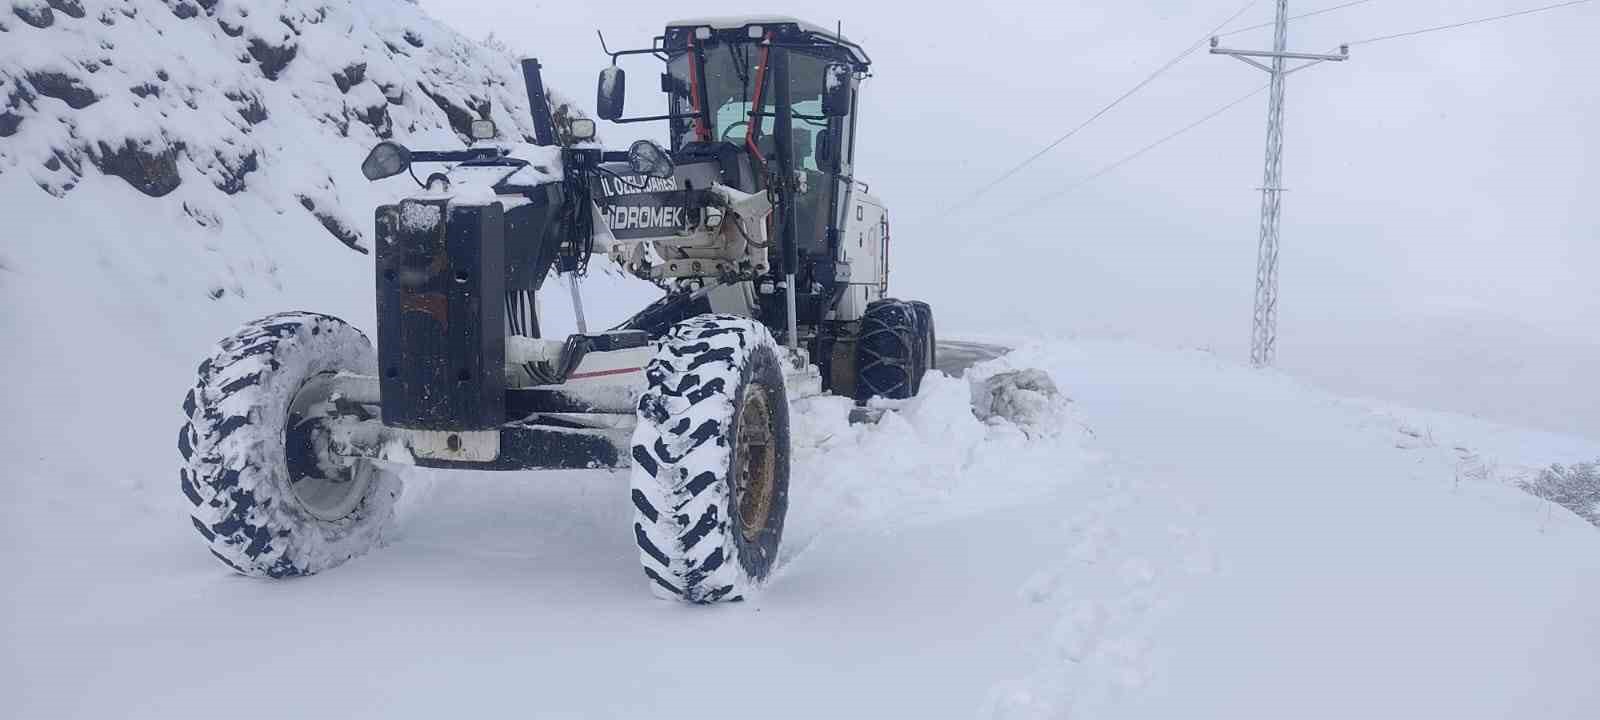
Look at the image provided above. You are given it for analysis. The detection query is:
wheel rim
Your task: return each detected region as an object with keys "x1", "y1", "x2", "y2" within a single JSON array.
[
  {"x1": 284, "y1": 372, "x2": 371, "y2": 522},
  {"x1": 734, "y1": 384, "x2": 777, "y2": 543}
]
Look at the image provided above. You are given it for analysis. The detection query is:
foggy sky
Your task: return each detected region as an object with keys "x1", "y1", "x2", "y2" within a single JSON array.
[{"x1": 422, "y1": 0, "x2": 1599, "y2": 436}]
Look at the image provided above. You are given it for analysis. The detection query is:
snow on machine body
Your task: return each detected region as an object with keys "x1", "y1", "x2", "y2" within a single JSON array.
[{"x1": 177, "y1": 17, "x2": 936, "y2": 602}]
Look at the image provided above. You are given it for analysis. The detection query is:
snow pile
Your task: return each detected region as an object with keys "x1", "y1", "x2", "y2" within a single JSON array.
[
  {"x1": 787, "y1": 369, "x2": 1093, "y2": 534},
  {"x1": 970, "y1": 367, "x2": 1072, "y2": 439}
]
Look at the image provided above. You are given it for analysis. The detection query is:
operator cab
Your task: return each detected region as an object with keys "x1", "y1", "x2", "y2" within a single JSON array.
[
  {"x1": 662, "y1": 18, "x2": 866, "y2": 260},
  {"x1": 596, "y1": 17, "x2": 874, "y2": 323}
]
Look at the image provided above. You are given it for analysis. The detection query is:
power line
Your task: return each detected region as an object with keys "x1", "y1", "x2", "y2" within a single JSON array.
[
  {"x1": 1348, "y1": 0, "x2": 1593, "y2": 45},
  {"x1": 940, "y1": 0, "x2": 1262, "y2": 217},
  {"x1": 1005, "y1": 83, "x2": 1270, "y2": 220},
  {"x1": 952, "y1": 0, "x2": 1596, "y2": 232},
  {"x1": 1218, "y1": 0, "x2": 1376, "y2": 37}
]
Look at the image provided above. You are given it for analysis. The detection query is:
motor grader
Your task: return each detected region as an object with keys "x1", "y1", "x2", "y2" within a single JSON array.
[{"x1": 178, "y1": 16, "x2": 934, "y2": 603}]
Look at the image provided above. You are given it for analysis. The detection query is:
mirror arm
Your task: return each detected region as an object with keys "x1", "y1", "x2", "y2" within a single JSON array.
[
  {"x1": 600, "y1": 45, "x2": 663, "y2": 60},
  {"x1": 595, "y1": 32, "x2": 670, "y2": 63},
  {"x1": 409, "y1": 148, "x2": 507, "y2": 163}
]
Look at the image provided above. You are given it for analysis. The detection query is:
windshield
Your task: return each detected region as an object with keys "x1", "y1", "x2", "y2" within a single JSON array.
[
  {"x1": 667, "y1": 43, "x2": 772, "y2": 150},
  {"x1": 667, "y1": 45, "x2": 841, "y2": 168}
]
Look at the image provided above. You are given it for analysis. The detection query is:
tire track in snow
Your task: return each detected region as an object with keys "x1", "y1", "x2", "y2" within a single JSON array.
[{"x1": 983, "y1": 465, "x2": 1220, "y2": 719}]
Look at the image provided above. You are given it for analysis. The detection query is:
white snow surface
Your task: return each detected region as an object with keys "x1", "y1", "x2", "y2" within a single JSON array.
[
  {"x1": 5, "y1": 331, "x2": 1600, "y2": 718},
  {"x1": 4, "y1": 2, "x2": 1600, "y2": 718}
]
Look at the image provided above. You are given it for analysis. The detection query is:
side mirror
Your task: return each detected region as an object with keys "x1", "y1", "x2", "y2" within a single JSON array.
[
  {"x1": 627, "y1": 139, "x2": 674, "y2": 179},
  {"x1": 597, "y1": 65, "x2": 626, "y2": 121},
  {"x1": 815, "y1": 130, "x2": 832, "y2": 168},
  {"x1": 821, "y1": 63, "x2": 852, "y2": 118},
  {"x1": 361, "y1": 141, "x2": 411, "y2": 181}
]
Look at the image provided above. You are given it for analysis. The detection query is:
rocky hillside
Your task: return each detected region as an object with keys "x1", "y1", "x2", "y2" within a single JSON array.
[{"x1": 1, "y1": 0, "x2": 561, "y2": 252}]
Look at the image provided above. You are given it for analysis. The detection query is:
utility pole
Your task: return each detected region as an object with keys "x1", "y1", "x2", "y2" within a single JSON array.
[{"x1": 1211, "y1": 1, "x2": 1348, "y2": 367}]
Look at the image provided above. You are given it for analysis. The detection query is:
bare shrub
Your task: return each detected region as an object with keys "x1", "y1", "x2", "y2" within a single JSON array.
[{"x1": 1521, "y1": 461, "x2": 1600, "y2": 527}]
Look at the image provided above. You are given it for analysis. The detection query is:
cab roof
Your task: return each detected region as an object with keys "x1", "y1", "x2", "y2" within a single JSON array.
[
  {"x1": 662, "y1": 15, "x2": 870, "y2": 68},
  {"x1": 666, "y1": 15, "x2": 846, "y2": 40}
]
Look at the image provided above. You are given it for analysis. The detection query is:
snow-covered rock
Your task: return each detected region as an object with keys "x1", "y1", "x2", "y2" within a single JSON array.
[{"x1": 1, "y1": 0, "x2": 567, "y2": 246}]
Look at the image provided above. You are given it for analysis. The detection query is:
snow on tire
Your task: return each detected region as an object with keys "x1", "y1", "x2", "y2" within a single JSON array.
[
  {"x1": 630, "y1": 314, "x2": 791, "y2": 603},
  {"x1": 179, "y1": 312, "x2": 401, "y2": 578}
]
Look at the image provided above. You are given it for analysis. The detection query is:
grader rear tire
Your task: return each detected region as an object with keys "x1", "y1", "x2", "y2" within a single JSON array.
[{"x1": 855, "y1": 299, "x2": 919, "y2": 402}]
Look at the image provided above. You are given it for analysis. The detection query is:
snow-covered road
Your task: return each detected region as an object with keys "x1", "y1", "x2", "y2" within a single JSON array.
[
  {"x1": 4, "y1": 338, "x2": 1599, "y2": 719},
  {"x1": 984, "y1": 342, "x2": 1600, "y2": 718},
  {"x1": 936, "y1": 340, "x2": 1010, "y2": 376}
]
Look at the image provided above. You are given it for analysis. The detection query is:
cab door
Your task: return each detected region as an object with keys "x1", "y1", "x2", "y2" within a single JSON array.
[{"x1": 834, "y1": 191, "x2": 886, "y2": 322}]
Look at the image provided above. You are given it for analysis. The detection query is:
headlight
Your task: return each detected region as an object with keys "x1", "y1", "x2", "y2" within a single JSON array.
[
  {"x1": 570, "y1": 118, "x2": 596, "y2": 141},
  {"x1": 627, "y1": 139, "x2": 674, "y2": 180}
]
